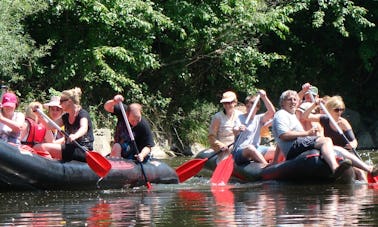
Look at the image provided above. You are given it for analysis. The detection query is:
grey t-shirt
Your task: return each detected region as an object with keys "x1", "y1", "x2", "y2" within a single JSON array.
[
  {"x1": 272, "y1": 109, "x2": 304, "y2": 156},
  {"x1": 234, "y1": 113, "x2": 264, "y2": 148}
]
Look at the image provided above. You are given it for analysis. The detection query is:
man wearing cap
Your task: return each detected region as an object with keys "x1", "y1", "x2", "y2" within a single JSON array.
[
  {"x1": 208, "y1": 91, "x2": 243, "y2": 160},
  {"x1": 0, "y1": 92, "x2": 25, "y2": 144}
]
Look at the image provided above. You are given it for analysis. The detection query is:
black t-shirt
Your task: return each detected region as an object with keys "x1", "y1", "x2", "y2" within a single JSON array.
[
  {"x1": 113, "y1": 104, "x2": 155, "y2": 152},
  {"x1": 62, "y1": 109, "x2": 94, "y2": 147},
  {"x1": 319, "y1": 115, "x2": 355, "y2": 147}
]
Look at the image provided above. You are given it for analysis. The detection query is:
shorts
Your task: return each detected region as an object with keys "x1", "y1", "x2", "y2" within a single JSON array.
[
  {"x1": 286, "y1": 136, "x2": 318, "y2": 160},
  {"x1": 234, "y1": 145, "x2": 269, "y2": 165},
  {"x1": 61, "y1": 143, "x2": 87, "y2": 162},
  {"x1": 234, "y1": 148, "x2": 250, "y2": 165}
]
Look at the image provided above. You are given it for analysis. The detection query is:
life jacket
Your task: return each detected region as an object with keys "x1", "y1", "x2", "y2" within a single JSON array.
[{"x1": 22, "y1": 118, "x2": 46, "y2": 146}]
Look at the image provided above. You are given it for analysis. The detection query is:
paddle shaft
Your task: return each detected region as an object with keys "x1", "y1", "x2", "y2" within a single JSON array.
[
  {"x1": 309, "y1": 93, "x2": 361, "y2": 159},
  {"x1": 119, "y1": 103, "x2": 152, "y2": 189},
  {"x1": 234, "y1": 95, "x2": 261, "y2": 149},
  {"x1": 210, "y1": 94, "x2": 261, "y2": 184},
  {"x1": 36, "y1": 108, "x2": 87, "y2": 151}
]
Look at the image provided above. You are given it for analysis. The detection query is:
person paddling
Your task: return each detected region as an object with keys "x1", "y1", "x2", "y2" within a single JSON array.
[
  {"x1": 303, "y1": 95, "x2": 378, "y2": 181},
  {"x1": 272, "y1": 90, "x2": 352, "y2": 179},
  {"x1": 34, "y1": 87, "x2": 94, "y2": 162},
  {"x1": 232, "y1": 90, "x2": 276, "y2": 166},
  {"x1": 208, "y1": 91, "x2": 243, "y2": 162},
  {"x1": 104, "y1": 95, "x2": 154, "y2": 162}
]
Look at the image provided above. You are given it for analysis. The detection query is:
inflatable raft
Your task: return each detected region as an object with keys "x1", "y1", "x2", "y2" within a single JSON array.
[
  {"x1": 0, "y1": 141, "x2": 178, "y2": 190},
  {"x1": 196, "y1": 149, "x2": 355, "y2": 184}
]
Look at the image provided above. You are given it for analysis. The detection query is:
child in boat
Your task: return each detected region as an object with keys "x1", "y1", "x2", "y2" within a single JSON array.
[
  {"x1": 232, "y1": 90, "x2": 276, "y2": 166},
  {"x1": 0, "y1": 92, "x2": 25, "y2": 144}
]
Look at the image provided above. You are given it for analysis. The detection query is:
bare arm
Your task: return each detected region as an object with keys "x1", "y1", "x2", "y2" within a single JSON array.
[
  {"x1": 69, "y1": 117, "x2": 88, "y2": 141},
  {"x1": 259, "y1": 90, "x2": 276, "y2": 124},
  {"x1": 208, "y1": 116, "x2": 228, "y2": 151},
  {"x1": 302, "y1": 102, "x2": 322, "y2": 122},
  {"x1": 104, "y1": 94, "x2": 124, "y2": 113},
  {"x1": 0, "y1": 112, "x2": 25, "y2": 133},
  {"x1": 279, "y1": 128, "x2": 317, "y2": 141},
  {"x1": 136, "y1": 146, "x2": 152, "y2": 162}
]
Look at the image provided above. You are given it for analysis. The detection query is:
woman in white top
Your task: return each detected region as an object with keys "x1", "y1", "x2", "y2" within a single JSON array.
[{"x1": 208, "y1": 91, "x2": 243, "y2": 161}]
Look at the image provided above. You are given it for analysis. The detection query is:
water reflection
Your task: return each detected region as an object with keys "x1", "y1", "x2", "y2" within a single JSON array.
[{"x1": 0, "y1": 178, "x2": 378, "y2": 226}]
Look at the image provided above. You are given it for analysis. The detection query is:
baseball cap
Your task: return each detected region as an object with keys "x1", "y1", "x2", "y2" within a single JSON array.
[{"x1": 1, "y1": 92, "x2": 17, "y2": 108}]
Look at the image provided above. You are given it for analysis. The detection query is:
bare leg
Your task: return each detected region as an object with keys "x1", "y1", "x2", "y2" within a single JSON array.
[
  {"x1": 110, "y1": 143, "x2": 122, "y2": 157},
  {"x1": 34, "y1": 143, "x2": 62, "y2": 160},
  {"x1": 314, "y1": 137, "x2": 339, "y2": 173},
  {"x1": 263, "y1": 146, "x2": 276, "y2": 162},
  {"x1": 334, "y1": 146, "x2": 373, "y2": 173},
  {"x1": 245, "y1": 145, "x2": 268, "y2": 165},
  {"x1": 271, "y1": 146, "x2": 285, "y2": 165}
]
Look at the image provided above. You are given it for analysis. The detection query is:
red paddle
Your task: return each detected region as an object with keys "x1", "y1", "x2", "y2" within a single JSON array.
[
  {"x1": 36, "y1": 108, "x2": 112, "y2": 178},
  {"x1": 210, "y1": 95, "x2": 261, "y2": 185},
  {"x1": 119, "y1": 103, "x2": 152, "y2": 189},
  {"x1": 176, "y1": 146, "x2": 232, "y2": 183},
  {"x1": 309, "y1": 88, "x2": 378, "y2": 184}
]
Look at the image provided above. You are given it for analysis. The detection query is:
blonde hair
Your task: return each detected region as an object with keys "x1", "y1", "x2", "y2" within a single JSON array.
[
  {"x1": 61, "y1": 87, "x2": 82, "y2": 105},
  {"x1": 25, "y1": 102, "x2": 43, "y2": 121},
  {"x1": 325, "y1": 95, "x2": 345, "y2": 111}
]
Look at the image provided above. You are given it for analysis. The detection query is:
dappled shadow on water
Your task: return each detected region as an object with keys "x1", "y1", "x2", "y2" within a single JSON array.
[
  {"x1": 0, "y1": 180, "x2": 377, "y2": 226},
  {"x1": 1, "y1": 149, "x2": 378, "y2": 226}
]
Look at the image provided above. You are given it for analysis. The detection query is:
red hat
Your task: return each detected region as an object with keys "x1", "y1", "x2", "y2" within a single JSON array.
[{"x1": 1, "y1": 93, "x2": 18, "y2": 108}]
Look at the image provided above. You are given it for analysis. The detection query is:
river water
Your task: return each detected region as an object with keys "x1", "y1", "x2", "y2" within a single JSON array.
[{"x1": 1, "y1": 151, "x2": 377, "y2": 226}]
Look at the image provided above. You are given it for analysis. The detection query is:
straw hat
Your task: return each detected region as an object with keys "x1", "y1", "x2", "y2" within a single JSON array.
[
  {"x1": 43, "y1": 96, "x2": 62, "y2": 109},
  {"x1": 220, "y1": 91, "x2": 237, "y2": 103}
]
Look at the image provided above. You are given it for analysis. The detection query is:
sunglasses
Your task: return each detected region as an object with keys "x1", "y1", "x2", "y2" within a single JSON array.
[
  {"x1": 333, "y1": 108, "x2": 345, "y2": 113},
  {"x1": 222, "y1": 101, "x2": 234, "y2": 105},
  {"x1": 60, "y1": 98, "x2": 69, "y2": 104}
]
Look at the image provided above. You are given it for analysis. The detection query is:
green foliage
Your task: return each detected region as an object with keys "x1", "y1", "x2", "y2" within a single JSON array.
[
  {"x1": 1, "y1": 0, "x2": 377, "y2": 150},
  {"x1": 171, "y1": 101, "x2": 218, "y2": 151},
  {"x1": 0, "y1": 0, "x2": 50, "y2": 85}
]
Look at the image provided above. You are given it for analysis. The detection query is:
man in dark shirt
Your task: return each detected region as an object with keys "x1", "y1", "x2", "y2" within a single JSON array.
[{"x1": 104, "y1": 95, "x2": 155, "y2": 162}]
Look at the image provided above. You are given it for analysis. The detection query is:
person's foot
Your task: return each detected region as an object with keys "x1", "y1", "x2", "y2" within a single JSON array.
[
  {"x1": 333, "y1": 159, "x2": 352, "y2": 179},
  {"x1": 371, "y1": 165, "x2": 378, "y2": 177}
]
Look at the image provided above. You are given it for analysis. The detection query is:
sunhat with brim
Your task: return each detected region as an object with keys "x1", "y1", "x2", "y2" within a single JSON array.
[
  {"x1": 220, "y1": 91, "x2": 237, "y2": 103},
  {"x1": 1, "y1": 93, "x2": 17, "y2": 108},
  {"x1": 43, "y1": 96, "x2": 62, "y2": 109}
]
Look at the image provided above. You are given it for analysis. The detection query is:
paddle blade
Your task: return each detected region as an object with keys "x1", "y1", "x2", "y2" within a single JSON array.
[
  {"x1": 86, "y1": 151, "x2": 112, "y2": 178},
  {"x1": 367, "y1": 173, "x2": 378, "y2": 184},
  {"x1": 176, "y1": 158, "x2": 208, "y2": 183},
  {"x1": 210, "y1": 155, "x2": 234, "y2": 185}
]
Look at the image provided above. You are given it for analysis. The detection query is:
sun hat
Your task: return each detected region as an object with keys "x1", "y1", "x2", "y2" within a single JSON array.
[
  {"x1": 1, "y1": 93, "x2": 18, "y2": 108},
  {"x1": 220, "y1": 91, "x2": 237, "y2": 103},
  {"x1": 43, "y1": 96, "x2": 62, "y2": 109}
]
